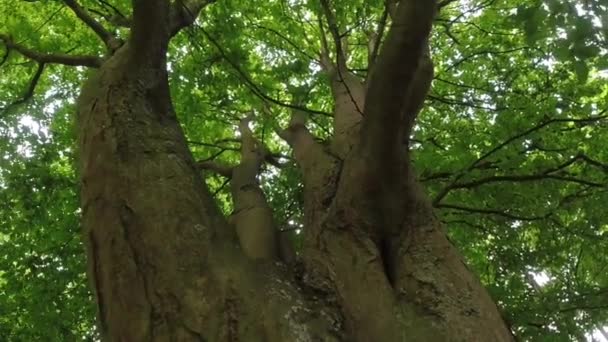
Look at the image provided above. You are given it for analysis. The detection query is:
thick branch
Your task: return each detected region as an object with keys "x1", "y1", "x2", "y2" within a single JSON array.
[
  {"x1": 317, "y1": 0, "x2": 366, "y2": 156},
  {"x1": 129, "y1": 0, "x2": 171, "y2": 67},
  {"x1": 329, "y1": 69, "x2": 366, "y2": 157},
  {"x1": 384, "y1": 0, "x2": 398, "y2": 19},
  {"x1": 63, "y1": 0, "x2": 121, "y2": 50},
  {"x1": 359, "y1": 0, "x2": 437, "y2": 171},
  {"x1": 274, "y1": 107, "x2": 339, "y2": 192},
  {"x1": 230, "y1": 116, "x2": 280, "y2": 260},
  {"x1": 276, "y1": 109, "x2": 323, "y2": 163},
  {"x1": 401, "y1": 44, "x2": 434, "y2": 144},
  {"x1": 197, "y1": 116, "x2": 283, "y2": 261},
  {"x1": 170, "y1": 0, "x2": 216, "y2": 37},
  {"x1": 0, "y1": 33, "x2": 102, "y2": 67},
  {"x1": 238, "y1": 115, "x2": 259, "y2": 162}
]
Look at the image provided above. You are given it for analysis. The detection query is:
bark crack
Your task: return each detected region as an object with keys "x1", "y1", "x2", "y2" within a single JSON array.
[
  {"x1": 118, "y1": 203, "x2": 155, "y2": 339},
  {"x1": 87, "y1": 229, "x2": 108, "y2": 335}
]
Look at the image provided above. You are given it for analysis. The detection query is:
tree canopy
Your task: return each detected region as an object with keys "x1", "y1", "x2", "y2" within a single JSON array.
[{"x1": 0, "y1": 0, "x2": 607, "y2": 340}]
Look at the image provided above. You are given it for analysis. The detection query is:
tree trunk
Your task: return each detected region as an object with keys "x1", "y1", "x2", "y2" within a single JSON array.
[{"x1": 76, "y1": 1, "x2": 515, "y2": 341}]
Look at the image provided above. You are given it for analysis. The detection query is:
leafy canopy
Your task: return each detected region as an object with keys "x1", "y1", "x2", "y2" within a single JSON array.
[{"x1": 0, "y1": 0, "x2": 607, "y2": 340}]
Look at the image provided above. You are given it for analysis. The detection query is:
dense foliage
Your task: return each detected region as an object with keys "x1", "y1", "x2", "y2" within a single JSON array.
[{"x1": 1, "y1": 0, "x2": 607, "y2": 340}]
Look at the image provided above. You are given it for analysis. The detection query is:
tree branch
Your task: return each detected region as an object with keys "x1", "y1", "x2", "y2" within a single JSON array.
[
  {"x1": 170, "y1": 0, "x2": 216, "y2": 37},
  {"x1": 440, "y1": 47, "x2": 530, "y2": 75},
  {"x1": 445, "y1": 173, "x2": 604, "y2": 193},
  {"x1": 248, "y1": 21, "x2": 319, "y2": 64},
  {"x1": 437, "y1": 203, "x2": 549, "y2": 221},
  {"x1": 86, "y1": 8, "x2": 131, "y2": 28},
  {"x1": 211, "y1": 177, "x2": 231, "y2": 197},
  {"x1": 579, "y1": 154, "x2": 608, "y2": 171},
  {"x1": 272, "y1": 106, "x2": 335, "y2": 181},
  {"x1": 188, "y1": 139, "x2": 240, "y2": 152},
  {"x1": 0, "y1": 33, "x2": 102, "y2": 67},
  {"x1": 433, "y1": 153, "x2": 607, "y2": 204},
  {"x1": 63, "y1": 0, "x2": 121, "y2": 50},
  {"x1": 442, "y1": 219, "x2": 491, "y2": 233},
  {"x1": 317, "y1": 0, "x2": 367, "y2": 149},
  {"x1": 197, "y1": 114, "x2": 290, "y2": 261},
  {"x1": 317, "y1": 16, "x2": 334, "y2": 71},
  {"x1": 97, "y1": 0, "x2": 128, "y2": 20},
  {"x1": 196, "y1": 160, "x2": 234, "y2": 178},
  {"x1": 319, "y1": 0, "x2": 347, "y2": 70},
  {"x1": 401, "y1": 44, "x2": 434, "y2": 144},
  {"x1": 275, "y1": 108, "x2": 316, "y2": 148},
  {"x1": 228, "y1": 114, "x2": 281, "y2": 260},
  {"x1": 236, "y1": 114, "x2": 267, "y2": 179},
  {"x1": 438, "y1": 0, "x2": 459, "y2": 9},
  {"x1": 428, "y1": 94, "x2": 512, "y2": 111},
  {"x1": 384, "y1": 0, "x2": 398, "y2": 19},
  {"x1": 129, "y1": 0, "x2": 171, "y2": 67},
  {"x1": 432, "y1": 112, "x2": 608, "y2": 205},
  {"x1": 1, "y1": 62, "x2": 44, "y2": 116},
  {"x1": 190, "y1": 137, "x2": 288, "y2": 166},
  {"x1": 367, "y1": 7, "x2": 388, "y2": 77},
  {"x1": 197, "y1": 26, "x2": 331, "y2": 117},
  {"x1": 471, "y1": 112, "x2": 608, "y2": 170},
  {"x1": 358, "y1": 0, "x2": 437, "y2": 170}
]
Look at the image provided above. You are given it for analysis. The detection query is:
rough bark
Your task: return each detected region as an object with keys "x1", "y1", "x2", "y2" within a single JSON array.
[
  {"x1": 77, "y1": 39, "x2": 343, "y2": 342},
  {"x1": 74, "y1": 0, "x2": 516, "y2": 341}
]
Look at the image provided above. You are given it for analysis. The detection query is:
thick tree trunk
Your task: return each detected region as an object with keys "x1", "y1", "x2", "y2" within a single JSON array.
[
  {"x1": 77, "y1": 43, "x2": 342, "y2": 341},
  {"x1": 75, "y1": 0, "x2": 515, "y2": 341}
]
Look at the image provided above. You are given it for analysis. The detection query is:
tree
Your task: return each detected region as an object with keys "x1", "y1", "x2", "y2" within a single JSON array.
[{"x1": 1, "y1": 0, "x2": 606, "y2": 341}]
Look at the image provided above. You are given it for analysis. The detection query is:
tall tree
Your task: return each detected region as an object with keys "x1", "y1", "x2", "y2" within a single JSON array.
[{"x1": 1, "y1": 0, "x2": 606, "y2": 340}]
